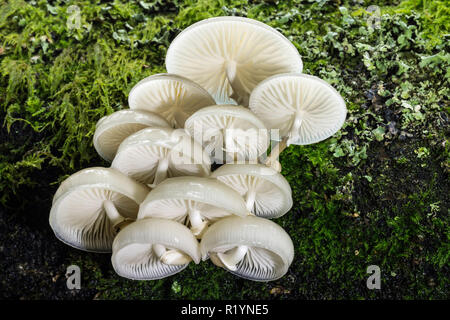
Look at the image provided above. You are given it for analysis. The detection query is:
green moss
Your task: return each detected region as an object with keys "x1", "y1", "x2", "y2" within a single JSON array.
[
  {"x1": 0, "y1": 0, "x2": 448, "y2": 299},
  {"x1": 387, "y1": 0, "x2": 450, "y2": 48}
]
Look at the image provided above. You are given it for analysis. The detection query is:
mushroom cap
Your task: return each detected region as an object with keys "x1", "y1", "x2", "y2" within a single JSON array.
[
  {"x1": 93, "y1": 110, "x2": 170, "y2": 162},
  {"x1": 184, "y1": 105, "x2": 269, "y2": 163},
  {"x1": 166, "y1": 16, "x2": 302, "y2": 104},
  {"x1": 112, "y1": 218, "x2": 201, "y2": 280},
  {"x1": 50, "y1": 167, "x2": 150, "y2": 252},
  {"x1": 111, "y1": 127, "x2": 211, "y2": 185},
  {"x1": 138, "y1": 176, "x2": 248, "y2": 224},
  {"x1": 211, "y1": 163, "x2": 292, "y2": 218},
  {"x1": 249, "y1": 73, "x2": 347, "y2": 146},
  {"x1": 128, "y1": 73, "x2": 216, "y2": 128},
  {"x1": 200, "y1": 216, "x2": 294, "y2": 281}
]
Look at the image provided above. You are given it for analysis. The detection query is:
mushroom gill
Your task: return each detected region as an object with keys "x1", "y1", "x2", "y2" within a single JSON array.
[
  {"x1": 112, "y1": 218, "x2": 200, "y2": 280},
  {"x1": 201, "y1": 216, "x2": 294, "y2": 281}
]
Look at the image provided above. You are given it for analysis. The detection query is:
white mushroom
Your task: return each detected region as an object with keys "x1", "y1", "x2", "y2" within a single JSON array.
[
  {"x1": 50, "y1": 167, "x2": 150, "y2": 252},
  {"x1": 112, "y1": 218, "x2": 201, "y2": 280},
  {"x1": 93, "y1": 110, "x2": 170, "y2": 162},
  {"x1": 111, "y1": 127, "x2": 211, "y2": 187},
  {"x1": 166, "y1": 16, "x2": 302, "y2": 105},
  {"x1": 128, "y1": 73, "x2": 216, "y2": 128},
  {"x1": 138, "y1": 176, "x2": 249, "y2": 238},
  {"x1": 211, "y1": 163, "x2": 292, "y2": 218},
  {"x1": 200, "y1": 216, "x2": 294, "y2": 281},
  {"x1": 249, "y1": 73, "x2": 347, "y2": 170},
  {"x1": 184, "y1": 105, "x2": 269, "y2": 164}
]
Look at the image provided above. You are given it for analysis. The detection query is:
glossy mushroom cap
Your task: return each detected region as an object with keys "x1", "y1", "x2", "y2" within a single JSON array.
[
  {"x1": 138, "y1": 176, "x2": 249, "y2": 238},
  {"x1": 50, "y1": 167, "x2": 150, "y2": 252},
  {"x1": 111, "y1": 127, "x2": 211, "y2": 187},
  {"x1": 128, "y1": 73, "x2": 215, "y2": 128},
  {"x1": 184, "y1": 105, "x2": 269, "y2": 163},
  {"x1": 211, "y1": 163, "x2": 292, "y2": 218},
  {"x1": 166, "y1": 17, "x2": 302, "y2": 105},
  {"x1": 112, "y1": 218, "x2": 201, "y2": 280},
  {"x1": 201, "y1": 216, "x2": 294, "y2": 281},
  {"x1": 249, "y1": 73, "x2": 347, "y2": 146},
  {"x1": 93, "y1": 110, "x2": 170, "y2": 162}
]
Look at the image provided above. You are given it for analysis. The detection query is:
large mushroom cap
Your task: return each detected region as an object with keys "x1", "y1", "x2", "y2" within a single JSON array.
[
  {"x1": 111, "y1": 127, "x2": 211, "y2": 187},
  {"x1": 50, "y1": 168, "x2": 150, "y2": 252},
  {"x1": 166, "y1": 16, "x2": 302, "y2": 105},
  {"x1": 128, "y1": 73, "x2": 215, "y2": 128},
  {"x1": 201, "y1": 216, "x2": 294, "y2": 281},
  {"x1": 112, "y1": 218, "x2": 201, "y2": 280},
  {"x1": 93, "y1": 110, "x2": 170, "y2": 162},
  {"x1": 249, "y1": 73, "x2": 347, "y2": 146},
  {"x1": 184, "y1": 105, "x2": 269, "y2": 163},
  {"x1": 211, "y1": 163, "x2": 292, "y2": 218},
  {"x1": 138, "y1": 176, "x2": 248, "y2": 238}
]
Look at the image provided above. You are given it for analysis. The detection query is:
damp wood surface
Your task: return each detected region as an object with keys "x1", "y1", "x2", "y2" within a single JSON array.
[{"x1": 0, "y1": 0, "x2": 448, "y2": 299}]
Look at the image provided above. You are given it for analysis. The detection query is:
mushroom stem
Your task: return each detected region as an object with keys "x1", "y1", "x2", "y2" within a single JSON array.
[
  {"x1": 245, "y1": 189, "x2": 256, "y2": 212},
  {"x1": 209, "y1": 253, "x2": 225, "y2": 268},
  {"x1": 103, "y1": 200, "x2": 132, "y2": 232},
  {"x1": 265, "y1": 136, "x2": 288, "y2": 172},
  {"x1": 222, "y1": 129, "x2": 239, "y2": 163},
  {"x1": 173, "y1": 111, "x2": 187, "y2": 130},
  {"x1": 217, "y1": 245, "x2": 248, "y2": 271},
  {"x1": 287, "y1": 116, "x2": 303, "y2": 146},
  {"x1": 149, "y1": 157, "x2": 169, "y2": 188},
  {"x1": 188, "y1": 208, "x2": 208, "y2": 238},
  {"x1": 152, "y1": 243, "x2": 167, "y2": 258},
  {"x1": 153, "y1": 244, "x2": 192, "y2": 265},
  {"x1": 225, "y1": 61, "x2": 249, "y2": 106}
]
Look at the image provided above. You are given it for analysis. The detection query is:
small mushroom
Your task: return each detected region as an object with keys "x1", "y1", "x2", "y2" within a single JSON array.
[
  {"x1": 249, "y1": 73, "x2": 347, "y2": 170},
  {"x1": 111, "y1": 127, "x2": 211, "y2": 187},
  {"x1": 166, "y1": 16, "x2": 302, "y2": 105},
  {"x1": 93, "y1": 110, "x2": 170, "y2": 162},
  {"x1": 138, "y1": 176, "x2": 249, "y2": 238},
  {"x1": 211, "y1": 163, "x2": 292, "y2": 218},
  {"x1": 128, "y1": 73, "x2": 216, "y2": 128},
  {"x1": 184, "y1": 105, "x2": 269, "y2": 163},
  {"x1": 201, "y1": 216, "x2": 294, "y2": 281},
  {"x1": 112, "y1": 218, "x2": 201, "y2": 280},
  {"x1": 50, "y1": 167, "x2": 150, "y2": 252}
]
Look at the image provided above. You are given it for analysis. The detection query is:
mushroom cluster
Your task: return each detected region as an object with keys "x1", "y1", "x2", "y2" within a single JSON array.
[{"x1": 49, "y1": 16, "x2": 346, "y2": 282}]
